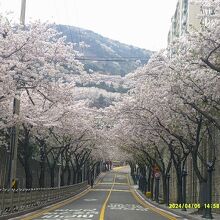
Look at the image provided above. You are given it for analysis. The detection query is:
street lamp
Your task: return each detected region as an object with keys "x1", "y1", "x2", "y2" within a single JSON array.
[
  {"x1": 57, "y1": 162, "x2": 61, "y2": 188},
  {"x1": 20, "y1": 0, "x2": 26, "y2": 25},
  {"x1": 57, "y1": 154, "x2": 61, "y2": 188}
]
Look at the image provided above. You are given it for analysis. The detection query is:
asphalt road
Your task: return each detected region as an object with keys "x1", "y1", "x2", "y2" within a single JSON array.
[{"x1": 17, "y1": 167, "x2": 181, "y2": 220}]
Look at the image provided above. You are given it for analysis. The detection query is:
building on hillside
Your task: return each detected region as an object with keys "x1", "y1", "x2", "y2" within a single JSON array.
[
  {"x1": 200, "y1": 2, "x2": 220, "y2": 26},
  {"x1": 167, "y1": 0, "x2": 220, "y2": 214},
  {"x1": 168, "y1": 0, "x2": 220, "y2": 45},
  {"x1": 168, "y1": 0, "x2": 201, "y2": 45}
]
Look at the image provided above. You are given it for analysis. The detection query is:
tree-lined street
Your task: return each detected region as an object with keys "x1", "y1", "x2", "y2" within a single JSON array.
[
  {"x1": 16, "y1": 167, "x2": 178, "y2": 220},
  {"x1": 0, "y1": 0, "x2": 220, "y2": 219}
]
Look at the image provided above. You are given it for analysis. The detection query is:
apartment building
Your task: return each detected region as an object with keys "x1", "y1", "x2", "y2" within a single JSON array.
[
  {"x1": 167, "y1": 0, "x2": 220, "y2": 214},
  {"x1": 168, "y1": 0, "x2": 201, "y2": 44}
]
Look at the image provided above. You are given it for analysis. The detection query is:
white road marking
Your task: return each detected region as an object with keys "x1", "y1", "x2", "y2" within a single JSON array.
[
  {"x1": 108, "y1": 203, "x2": 148, "y2": 212},
  {"x1": 117, "y1": 176, "x2": 126, "y2": 180},
  {"x1": 83, "y1": 199, "x2": 98, "y2": 202},
  {"x1": 40, "y1": 208, "x2": 98, "y2": 219}
]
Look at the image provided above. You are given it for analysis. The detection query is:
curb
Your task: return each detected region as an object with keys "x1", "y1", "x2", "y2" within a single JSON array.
[{"x1": 134, "y1": 188, "x2": 217, "y2": 220}]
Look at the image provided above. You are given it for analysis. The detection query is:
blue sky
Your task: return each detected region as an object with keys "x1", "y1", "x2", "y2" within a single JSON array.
[{"x1": 0, "y1": 0, "x2": 177, "y2": 51}]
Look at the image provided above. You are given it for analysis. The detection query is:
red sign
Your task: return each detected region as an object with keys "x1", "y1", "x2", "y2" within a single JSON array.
[{"x1": 155, "y1": 172, "x2": 161, "y2": 178}]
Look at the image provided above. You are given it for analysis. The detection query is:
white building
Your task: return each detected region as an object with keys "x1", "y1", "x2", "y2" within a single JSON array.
[{"x1": 168, "y1": 0, "x2": 201, "y2": 45}]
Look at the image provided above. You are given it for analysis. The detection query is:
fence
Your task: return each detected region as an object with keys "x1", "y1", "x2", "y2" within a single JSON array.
[
  {"x1": 0, "y1": 181, "x2": 88, "y2": 218},
  {"x1": 0, "y1": 148, "x2": 62, "y2": 189}
]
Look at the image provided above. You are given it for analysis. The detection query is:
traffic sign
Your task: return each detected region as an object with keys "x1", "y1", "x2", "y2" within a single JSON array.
[{"x1": 154, "y1": 172, "x2": 161, "y2": 178}]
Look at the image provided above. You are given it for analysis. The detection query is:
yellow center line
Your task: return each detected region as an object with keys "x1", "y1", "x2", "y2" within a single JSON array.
[
  {"x1": 99, "y1": 174, "x2": 116, "y2": 220},
  {"x1": 91, "y1": 189, "x2": 130, "y2": 192},
  {"x1": 98, "y1": 182, "x2": 127, "y2": 185},
  {"x1": 112, "y1": 166, "x2": 127, "y2": 171}
]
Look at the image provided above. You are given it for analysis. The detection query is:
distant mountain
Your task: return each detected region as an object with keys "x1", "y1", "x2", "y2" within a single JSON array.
[{"x1": 56, "y1": 25, "x2": 153, "y2": 76}]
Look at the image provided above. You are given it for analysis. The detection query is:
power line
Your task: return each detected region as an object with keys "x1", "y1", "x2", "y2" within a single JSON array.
[
  {"x1": 58, "y1": 1, "x2": 149, "y2": 63},
  {"x1": 75, "y1": 56, "x2": 148, "y2": 62}
]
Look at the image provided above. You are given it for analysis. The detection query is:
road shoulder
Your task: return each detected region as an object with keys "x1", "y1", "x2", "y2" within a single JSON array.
[{"x1": 133, "y1": 186, "x2": 220, "y2": 220}]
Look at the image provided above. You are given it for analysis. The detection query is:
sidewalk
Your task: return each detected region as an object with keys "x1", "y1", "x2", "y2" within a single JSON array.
[{"x1": 133, "y1": 185, "x2": 220, "y2": 220}]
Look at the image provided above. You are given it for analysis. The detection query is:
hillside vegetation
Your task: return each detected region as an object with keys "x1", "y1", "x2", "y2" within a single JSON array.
[{"x1": 56, "y1": 24, "x2": 153, "y2": 76}]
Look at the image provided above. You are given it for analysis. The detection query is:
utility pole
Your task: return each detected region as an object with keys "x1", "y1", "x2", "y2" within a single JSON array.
[
  {"x1": 8, "y1": 97, "x2": 20, "y2": 188},
  {"x1": 20, "y1": 0, "x2": 26, "y2": 26},
  {"x1": 8, "y1": 0, "x2": 26, "y2": 188}
]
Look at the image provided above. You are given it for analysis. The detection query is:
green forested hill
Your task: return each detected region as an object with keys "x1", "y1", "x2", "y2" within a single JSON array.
[{"x1": 56, "y1": 24, "x2": 153, "y2": 76}]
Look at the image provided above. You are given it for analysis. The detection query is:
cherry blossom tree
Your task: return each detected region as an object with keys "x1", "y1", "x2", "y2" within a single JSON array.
[{"x1": 106, "y1": 4, "x2": 220, "y2": 207}]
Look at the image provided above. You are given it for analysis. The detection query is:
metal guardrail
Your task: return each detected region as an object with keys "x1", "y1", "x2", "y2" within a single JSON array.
[{"x1": 0, "y1": 181, "x2": 88, "y2": 217}]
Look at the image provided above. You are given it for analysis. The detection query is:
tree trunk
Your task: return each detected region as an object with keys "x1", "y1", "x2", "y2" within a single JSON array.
[
  {"x1": 37, "y1": 140, "x2": 46, "y2": 188},
  {"x1": 39, "y1": 161, "x2": 45, "y2": 188},
  {"x1": 172, "y1": 163, "x2": 183, "y2": 204},
  {"x1": 97, "y1": 162, "x2": 101, "y2": 175},
  {"x1": 39, "y1": 145, "x2": 46, "y2": 188},
  {"x1": 79, "y1": 169, "x2": 82, "y2": 182},
  {"x1": 25, "y1": 159, "x2": 32, "y2": 189},
  {"x1": 191, "y1": 154, "x2": 207, "y2": 213},
  {"x1": 150, "y1": 176, "x2": 154, "y2": 199},
  {"x1": 72, "y1": 170, "x2": 76, "y2": 184},
  {"x1": 162, "y1": 175, "x2": 167, "y2": 204},
  {"x1": 176, "y1": 173, "x2": 183, "y2": 204},
  {"x1": 60, "y1": 168, "x2": 65, "y2": 186},
  {"x1": 50, "y1": 167, "x2": 55, "y2": 187},
  {"x1": 197, "y1": 181, "x2": 208, "y2": 214},
  {"x1": 67, "y1": 165, "x2": 71, "y2": 185},
  {"x1": 75, "y1": 171, "x2": 78, "y2": 184},
  {"x1": 147, "y1": 169, "x2": 152, "y2": 192},
  {"x1": 18, "y1": 126, "x2": 33, "y2": 189},
  {"x1": 129, "y1": 162, "x2": 135, "y2": 177}
]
